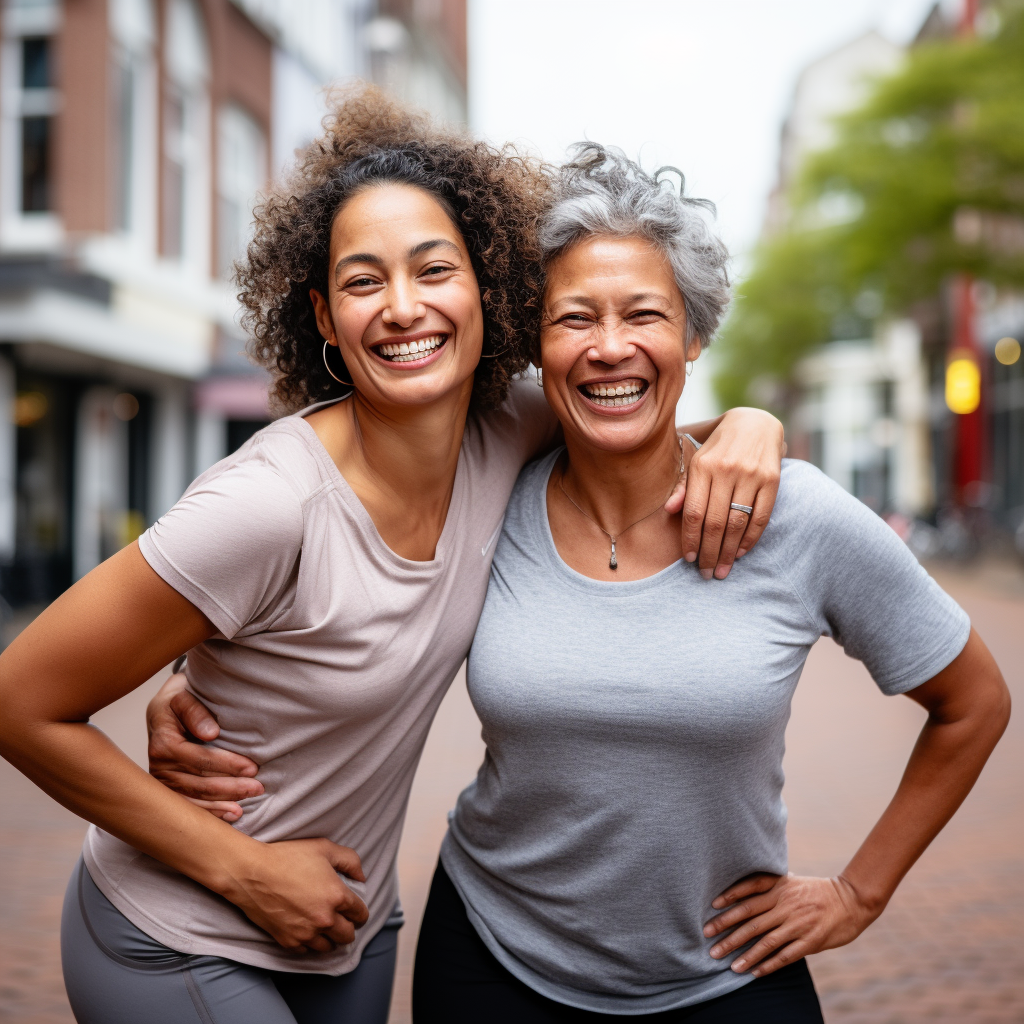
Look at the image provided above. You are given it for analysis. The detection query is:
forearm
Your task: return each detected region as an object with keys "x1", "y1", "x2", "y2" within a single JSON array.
[
  {"x1": 0, "y1": 543, "x2": 253, "y2": 899},
  {"x1": 2, "y1": 716, "x2": 257, "y2": 897},
  {"x1": 678, "y1": 414, "x2": 724, "y2": 445},
  {"x1": 840, "y1": 696, "x2": 1008, "y2": 913},
  {"x1": 680, "y1": 407, "x2": 785, "y2": 448}
]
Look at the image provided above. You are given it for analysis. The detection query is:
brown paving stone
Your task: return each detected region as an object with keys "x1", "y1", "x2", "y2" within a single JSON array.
[{"x1": 1, "y1": 569, "x2": 1021, "y2": 1023}]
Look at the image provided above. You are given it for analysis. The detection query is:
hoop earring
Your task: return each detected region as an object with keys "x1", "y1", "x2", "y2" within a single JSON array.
[
  {"x1": 323, "y1": 340, "x2": 354, "y2": 388},
  {"x1": 536, "y1": 367, "x2": 544, "y2": 387}
]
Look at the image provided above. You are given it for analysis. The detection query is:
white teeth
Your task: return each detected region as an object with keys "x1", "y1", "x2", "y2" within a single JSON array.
[
  {"x1": 376, "y1": 335, "x2": 445, "y2": 362},
  {"x1": 585, "y1": 389, "x2": 644, "y2": 407},
  {"x1": 582, "y1": 381, "x2": 645, "y2": 406}
]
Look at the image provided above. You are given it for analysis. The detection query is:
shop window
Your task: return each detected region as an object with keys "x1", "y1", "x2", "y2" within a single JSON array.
[{"x1": 227, "y1": 419, "x2": 269, "y2": 454}]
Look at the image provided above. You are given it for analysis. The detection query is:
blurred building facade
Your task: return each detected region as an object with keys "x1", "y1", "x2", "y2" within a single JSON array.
[
  {"x1": 778, "y1": 2, "x2": 1024, "y2": 527},
  {"x1": 771, "y1": 29, "x2": 930, "y2": 514},
  {"x1": 0, "y1": 0, "x2": 467, "y2": 606}
]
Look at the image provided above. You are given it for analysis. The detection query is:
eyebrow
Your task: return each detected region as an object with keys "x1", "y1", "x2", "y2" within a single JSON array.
[
  {"x1": 334, "y1": 239, "x2": 461, "y2": 280},
  {"x1": 335, "y1": 252, "x2": 383, "y2": 278},
  {"x1": 408, "y1": 238, "x2": 461, "y2": 258}
]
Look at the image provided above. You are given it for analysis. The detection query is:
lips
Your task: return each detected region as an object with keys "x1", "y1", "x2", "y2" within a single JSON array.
[
  {"x1": 373, "y1": 334, "x2": 448, "y2": 363},
  {"x1": 578, "y1": 378, "x2": 648, "y2": 407}
]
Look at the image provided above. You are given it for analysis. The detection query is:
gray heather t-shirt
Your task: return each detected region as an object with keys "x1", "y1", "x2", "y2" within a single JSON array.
[{"x1": 441, "y1": 452, "x2": 970, "y2": 1014}]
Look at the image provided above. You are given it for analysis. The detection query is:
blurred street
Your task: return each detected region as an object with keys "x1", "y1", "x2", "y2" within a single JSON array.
[{"x1": 0, "y1": 565, "x2": 1021, "y2": 1024}]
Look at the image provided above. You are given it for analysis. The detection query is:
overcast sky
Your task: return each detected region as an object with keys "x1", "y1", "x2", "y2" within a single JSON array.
[{"x1": 468, "y1": 0, "x2": 942, "y2": 418}]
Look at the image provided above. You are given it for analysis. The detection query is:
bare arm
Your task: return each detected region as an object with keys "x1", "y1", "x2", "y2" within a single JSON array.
[
  {"x1": 703, "y1": 628, "x2": 1010, "y2": 976},
  {"x1": 0, "y1": 543, "x2": 367, "y2": 954}
]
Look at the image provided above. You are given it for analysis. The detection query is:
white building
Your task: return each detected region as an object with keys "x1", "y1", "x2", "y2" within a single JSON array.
[{"x1": 792, "y1": 321, "x2": 933, "y2": 514}]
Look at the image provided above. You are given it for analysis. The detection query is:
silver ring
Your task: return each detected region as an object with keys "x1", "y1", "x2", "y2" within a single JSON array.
[{"x1": 730, "y1": 503, "x2": 753, "y2": 515}]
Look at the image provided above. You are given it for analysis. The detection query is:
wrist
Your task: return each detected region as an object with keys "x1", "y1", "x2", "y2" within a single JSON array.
[
  {"x1": 835, "y1": 870, "x2": 889, "y2": 922},
  {"x1": 191, "y1": 831, "x2": 263, "y2": 902}
]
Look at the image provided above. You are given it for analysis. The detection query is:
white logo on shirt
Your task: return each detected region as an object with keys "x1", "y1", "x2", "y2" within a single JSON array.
[{"x1": 482, "y1": 520, "x2": 504, "y2": 557}]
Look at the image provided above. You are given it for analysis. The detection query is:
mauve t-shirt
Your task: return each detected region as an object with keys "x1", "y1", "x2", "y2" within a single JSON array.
[{"x1": 83, "y1": 383, "x2": 554, "y2": 976}]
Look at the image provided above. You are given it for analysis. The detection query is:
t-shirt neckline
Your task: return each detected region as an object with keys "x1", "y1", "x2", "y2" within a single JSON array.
[
  {"x1": 534, "y1": 448, "x2": 686, "y2": 594},
  {"x1": 290, "y1": 396, "x2": 468, "y2": 570}
]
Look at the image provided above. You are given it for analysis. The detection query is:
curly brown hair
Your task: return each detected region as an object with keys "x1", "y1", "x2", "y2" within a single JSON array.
[{"x1": 237, "y1": 84, "x2": 547, "y2": 413}]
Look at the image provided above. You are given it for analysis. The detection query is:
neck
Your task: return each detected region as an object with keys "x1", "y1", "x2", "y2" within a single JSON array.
[
  {"x1": 560, "y1": 423, "x2": 685, "y2": 536},
  {"x1": 341, "y1": 384, "x2": 472, "y2": 501}
]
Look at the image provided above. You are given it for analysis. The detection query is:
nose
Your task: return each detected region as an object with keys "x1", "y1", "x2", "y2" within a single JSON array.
[
  {"x1": 587, "y1": 321, "x2": 636, "y2": 366},
  {"x1": 382, "y1": 275, "x2": 426, "y2": 328}
]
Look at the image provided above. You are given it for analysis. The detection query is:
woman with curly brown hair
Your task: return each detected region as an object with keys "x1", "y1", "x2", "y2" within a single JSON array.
[{"x1": 0, "y1": 89, "x2": 783, "y2": 1024}]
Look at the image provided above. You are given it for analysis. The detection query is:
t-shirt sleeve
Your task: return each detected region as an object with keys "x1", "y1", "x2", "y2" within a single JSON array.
[
  {"x1": 778, "y1": 461, "x2": 971, "y2": 695},
  {"x1": 138, "y1": 456, "x2": 304, "y2": 640}
]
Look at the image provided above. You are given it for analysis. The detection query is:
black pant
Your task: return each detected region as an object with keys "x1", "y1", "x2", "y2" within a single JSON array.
[{"x1": 413, "y1": 861, "x2": 825, "y2": 1023}]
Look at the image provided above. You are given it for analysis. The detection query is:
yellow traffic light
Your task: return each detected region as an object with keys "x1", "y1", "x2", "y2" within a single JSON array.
[
  {"x1": 995, "y1": 336, "x2": 1021, "y2": 365},
  {"x1": 946, "y1": 354, "x2": 981, "y2": 415}
]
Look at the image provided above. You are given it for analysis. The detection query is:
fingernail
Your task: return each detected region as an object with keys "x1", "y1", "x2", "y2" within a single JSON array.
[
  {"x1": 737, "y1": 548, "x2": 748, "y2": 558},
  {"x1": 700, "y1": 568, "x2": 713, "y2": 580},
  {"x1": 710, "y1": 946, "x2": 722, "y2": 958},
  {"x1": 225, "y1": 812, "x2": 240, "y2": 822},
  {"x1": 703, "y1": 925, "x2": 714, "y2": 937},
  {"x1": 685, "y1": 551, "x2": 697, "y2": 563},
  {"x1": 711, "y1": 898, "x2": 724, "y2": 909},
  {"x1": 732, "y1": 960, "x2": 746, "y2": 972},
  {"x1": 714, "y1": 565, "x2": 730, "y2": 579}
]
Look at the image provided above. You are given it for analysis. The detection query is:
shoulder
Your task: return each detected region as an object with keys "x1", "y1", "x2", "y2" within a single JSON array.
[
  {"x1": 152, "y1": 420, "x2": 323, "y2": 556},
  {"x1": 769, "y1": 459, "x2": 893, "y2": 541},
  {"x1": 192, "y1": 418, "x2": 331, "y2": 507},
  {"x1": 231, "y1": 417, "x2": 333, "y2": 502},
  {"x1": 465, "y1": 378, "x2": 557, "y2": 467}
]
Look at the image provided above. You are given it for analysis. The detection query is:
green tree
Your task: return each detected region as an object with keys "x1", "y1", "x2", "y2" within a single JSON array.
[{"x1": 714, "y1": 2, "x2": 1024, "y2": 413}]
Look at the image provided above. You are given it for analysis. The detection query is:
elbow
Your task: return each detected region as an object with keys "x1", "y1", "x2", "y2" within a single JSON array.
[
  {"x1": 990, "y1": 678, "x2": 1012, "y2": 736},
  {"x1": 968, "y1": 667, "x2": 1011, "y2": 749}
]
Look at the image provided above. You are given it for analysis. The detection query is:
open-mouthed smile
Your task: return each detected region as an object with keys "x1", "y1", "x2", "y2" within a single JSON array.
[
  {"x1": 373, "y1": 333, "x2": 448, "y2": 364},
  {"x1": 578, "y1": 378, "x2": 649, "y2": 408}
]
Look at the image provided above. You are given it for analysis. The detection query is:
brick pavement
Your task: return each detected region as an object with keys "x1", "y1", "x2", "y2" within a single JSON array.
[{"x1": 0, "y1": 568, "x2": 1021, "y2": 1023}]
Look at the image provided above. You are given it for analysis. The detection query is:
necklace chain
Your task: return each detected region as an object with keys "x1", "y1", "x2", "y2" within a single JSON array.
[{"x1": 557, "y1": 437, "x2": 684, "y2": 571}]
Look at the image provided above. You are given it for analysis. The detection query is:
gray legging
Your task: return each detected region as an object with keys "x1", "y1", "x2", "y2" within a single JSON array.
[{"x1": 61, "y1": 858, "x2": 399, "y2": 1024}]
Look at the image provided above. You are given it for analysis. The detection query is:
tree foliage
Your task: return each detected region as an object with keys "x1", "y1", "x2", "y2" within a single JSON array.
[{"x1": 714, "y1": 2, "x2": 1024, "y2": 412}]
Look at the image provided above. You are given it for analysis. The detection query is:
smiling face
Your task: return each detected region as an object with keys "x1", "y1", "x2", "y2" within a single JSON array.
[
  {"x1": 540, "y1": 234, "x2": 701, "y2": 455},
  {"x1": 310, "y1": 182, "x2": 484, "y2": 412}
]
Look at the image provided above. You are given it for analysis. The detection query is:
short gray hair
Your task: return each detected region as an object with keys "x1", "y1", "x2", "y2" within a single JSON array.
[{"x1": 539, "y1": 142, "x2": 730, "y2": 348}]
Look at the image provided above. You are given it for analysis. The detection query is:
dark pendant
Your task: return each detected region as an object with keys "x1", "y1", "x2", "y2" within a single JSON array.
[{"x1": 609, "y1": 538, "x2": 617, "y2": 570}]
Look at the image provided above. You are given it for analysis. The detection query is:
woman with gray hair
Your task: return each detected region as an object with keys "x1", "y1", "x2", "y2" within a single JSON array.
[{"x1": 412, "y1": 145, "x2": 1008, "y2": 1021}]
